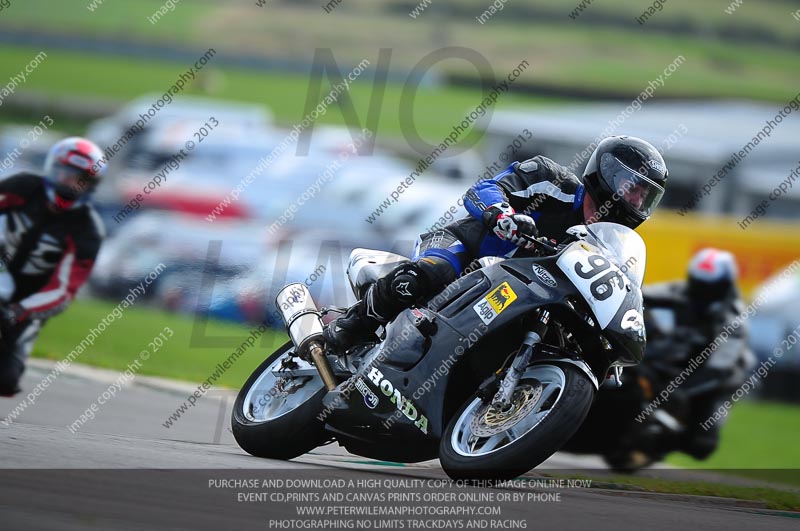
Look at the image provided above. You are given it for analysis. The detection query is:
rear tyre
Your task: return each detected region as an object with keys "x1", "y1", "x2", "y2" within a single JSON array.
[
  {"x1": 440, "y1": 364, "x2": 595, "y2": 480},
  {"x1": 232, "y1": 341, "x2": 328, "y2": 460}
]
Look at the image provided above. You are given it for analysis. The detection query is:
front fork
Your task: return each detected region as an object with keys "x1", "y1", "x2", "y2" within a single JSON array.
[{"x1": 491, "y1": 309, "x2": 551, "y2": 410}]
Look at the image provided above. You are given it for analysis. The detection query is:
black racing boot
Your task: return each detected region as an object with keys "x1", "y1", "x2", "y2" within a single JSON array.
[
  {"x1": 323, "y1": 285, "x2": 388, "y2": 352},
  {"x1": 324, "y1": 258, "x2": 450, "y2": 352},
  {"x1": 0, "y1": 386, "x2": 21, "y2": 398},
  {"x1": 678, "y1": 431, "x2": 718, "y2": 460}
]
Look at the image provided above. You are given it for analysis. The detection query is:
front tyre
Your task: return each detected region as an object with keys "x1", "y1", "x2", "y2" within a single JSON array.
[
  {"x1": 232, "y1": 341, "x2": 328, "y2": 460},
  {"x1": 440, "y1": 364, "x2": 594, "y2": 480}
]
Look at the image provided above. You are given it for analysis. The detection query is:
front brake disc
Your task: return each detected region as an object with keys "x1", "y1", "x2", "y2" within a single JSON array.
[{"x1": 470, "y1": 383, "x2": 542, "y2": 437}]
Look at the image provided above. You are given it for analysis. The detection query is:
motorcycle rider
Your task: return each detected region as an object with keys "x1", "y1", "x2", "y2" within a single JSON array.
[
  {"x1": 325, "y1": 135, "x2": 669, "y2": 350},
  {"x1": 640, "y1": 248, "x2": 755, "y2": 460},
  {"x1": 0, "y1": 137, "x2": 106, "y2": 396}
]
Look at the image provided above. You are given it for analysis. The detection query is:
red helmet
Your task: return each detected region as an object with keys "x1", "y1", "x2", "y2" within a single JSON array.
[{"x1": 43, "y1": 137, "x2": 105, "y2": 208}]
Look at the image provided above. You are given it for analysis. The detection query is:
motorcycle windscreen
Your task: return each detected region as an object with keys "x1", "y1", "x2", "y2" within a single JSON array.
[
  {"x1": 583, "y1": 222, "x2": 647, "y2": 288},
  {"x1": 556, "y1": 223, "x2": 646, "y2": 330}
]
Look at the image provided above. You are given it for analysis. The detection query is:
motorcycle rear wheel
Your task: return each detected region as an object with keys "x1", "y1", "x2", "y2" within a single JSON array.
[{"x1": 232, "y1": 341, "x2": 328, "y2": 460}]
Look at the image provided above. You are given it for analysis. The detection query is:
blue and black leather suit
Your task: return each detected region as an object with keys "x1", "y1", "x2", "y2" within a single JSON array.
[{"x1": 372, "y1": 156, "x2": 588, "y2": 319}]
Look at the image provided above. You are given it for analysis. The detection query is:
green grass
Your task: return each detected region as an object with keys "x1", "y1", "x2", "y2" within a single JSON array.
[
  {"x1": 1, "y1": 0, "x2": 213, "y2": 41},
  {"x1": 546, "y1": 472, "x2": 800, "y2": 512},
  {"x1": 0, "y1": 0, "x2": 800, "y2": 103},
  {"x1": 33, "y1": 298, "x2": 287, "y2": 388},
  {"x1": 1, "y1": 1, "x2": 798, "y2": 104},
  {"x1": 666, "y1": 401, "x2": 800, "y2": 485},
  {"x1": 472, "y1": 0, "x2": 800, "y2": 44},
  {"x1": 6, "y1": 0, "x2": 798, "y2": 44},
  {"x1": 0, "y1": 108, "x2": 90, "y2": 133},
  {"x1": 187, "y1": 6, "x2": 798, "y2": 102},
  {"x1": 0, "y1": 45, "x2": 556, "y2": 145},
  {"x1": 459, "y1": 22, "x2": 798, "y2": 101}
]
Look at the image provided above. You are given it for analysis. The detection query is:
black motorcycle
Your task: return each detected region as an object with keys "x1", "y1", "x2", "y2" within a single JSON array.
[
  {"x1": 562, "y1": 334, "x2": 697, "y2": 471},
  {"x1": 232, "y1": 222, "x2": 648, "y2": 479},
  {"x1": 564, "y1": 316, "x2": 755, "y2": 471}
]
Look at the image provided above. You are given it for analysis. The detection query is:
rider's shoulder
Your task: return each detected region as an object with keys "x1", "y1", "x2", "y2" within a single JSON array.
[{"x1": 513, "y1": 156, "x2": 579, "y2": 186}]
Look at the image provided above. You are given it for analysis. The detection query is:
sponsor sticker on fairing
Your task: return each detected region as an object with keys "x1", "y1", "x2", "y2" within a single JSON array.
[
  {"x1": 472, "y1": 281, "x2": 517, "y2": 324},
  {"x1": 355, "y1": 377, "x2": 379, "y2": 409},
  {"x1": 532, "y1": 264, "x2": 557, "y2": 287}
]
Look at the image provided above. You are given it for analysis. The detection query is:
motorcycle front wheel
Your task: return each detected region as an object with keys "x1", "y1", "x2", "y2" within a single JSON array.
[
  {"x1": 439, "y1": 363, "x2": 594, "y2": 480},
  {"x1": 232, "y1": 341, "x2": 328, "y2": 460}
]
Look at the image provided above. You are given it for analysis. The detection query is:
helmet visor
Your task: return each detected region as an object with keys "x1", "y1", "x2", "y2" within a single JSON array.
[
  {"x1": 53, "y1": 155, "x2": 98, "y2": 198},
  {"x1": 600, "y1": 153, "x2": 665, "y2": 218}
]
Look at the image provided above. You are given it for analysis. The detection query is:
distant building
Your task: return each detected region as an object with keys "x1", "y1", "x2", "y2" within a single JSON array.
[{"x1": 479, "y1": 101, "x2": 800, "y2": 221}]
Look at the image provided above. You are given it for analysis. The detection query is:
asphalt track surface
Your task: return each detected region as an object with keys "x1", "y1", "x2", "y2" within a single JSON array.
[{"x1": 0, "y1": 362, "x2": 795, "y2": 531}]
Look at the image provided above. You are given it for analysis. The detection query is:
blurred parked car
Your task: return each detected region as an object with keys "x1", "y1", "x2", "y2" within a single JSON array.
[
  {"x1": 87, "y1": 94, "x2": 274, "y2": 181},
  {"x1": 89, "y1": 211, "x2": 270, "y2": 300},
  {"x1": 747, "y1": 263, "x2": 800, "y2": 402}
]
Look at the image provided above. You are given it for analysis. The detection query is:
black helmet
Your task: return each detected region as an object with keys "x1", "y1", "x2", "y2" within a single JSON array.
[{"x1": 582, "y1": 135, "x2": 668, "y2": 229}]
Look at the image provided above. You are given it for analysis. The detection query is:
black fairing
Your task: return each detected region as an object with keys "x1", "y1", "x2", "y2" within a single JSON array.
[
  {"x1": 602, "y1": 282, "x2": 646, "y2": 365},
  {"x1": 325, "y1": 252, "x2": 645, "y2": 462}
]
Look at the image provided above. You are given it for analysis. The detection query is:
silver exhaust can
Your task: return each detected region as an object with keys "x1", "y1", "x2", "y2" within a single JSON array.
[{"x1": 275, "y1": 283, "x2": 324, "y2": 357}]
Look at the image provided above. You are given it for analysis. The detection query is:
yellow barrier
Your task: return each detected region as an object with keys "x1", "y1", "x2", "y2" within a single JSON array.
[{"x1": 638, "y1": 210, "x2": 800, "y2": 297}]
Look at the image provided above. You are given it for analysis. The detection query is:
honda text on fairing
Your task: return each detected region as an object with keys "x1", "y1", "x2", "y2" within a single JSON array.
[{"x1": 232, "y1": 222, "x2": 647, "y2": 479}]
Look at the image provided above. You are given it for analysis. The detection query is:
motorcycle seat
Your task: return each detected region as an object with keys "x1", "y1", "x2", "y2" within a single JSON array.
[{"x1": 347, "y1": 248, "x2": 410, "y2": 298}]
